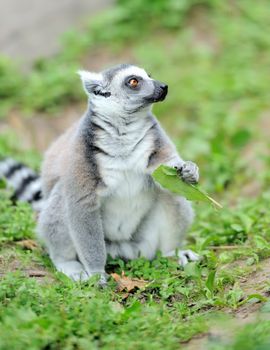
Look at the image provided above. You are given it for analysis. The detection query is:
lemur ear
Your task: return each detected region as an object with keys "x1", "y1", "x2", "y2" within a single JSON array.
[{"x1": 78, "y1": 70, "x2": 111, "y2": 97}]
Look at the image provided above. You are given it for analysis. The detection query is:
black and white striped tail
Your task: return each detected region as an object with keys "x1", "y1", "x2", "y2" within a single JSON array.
[{"x1": 0, "y1": 158, "x2": 43, "y2": 211}]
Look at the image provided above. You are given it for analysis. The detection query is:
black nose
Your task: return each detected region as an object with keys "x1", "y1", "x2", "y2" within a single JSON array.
[{"x1": 160, "y1": 84, "x2": 168, "y2": 92}]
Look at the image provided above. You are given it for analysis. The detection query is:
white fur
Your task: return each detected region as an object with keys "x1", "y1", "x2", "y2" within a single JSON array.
[
  {"x1": 0, "y1": 158, "x2": 43, "y2": 210},
  {"x1": 165, "y1": 249, "x2": 200, "y2": 266},
  {"x1": 94, "y1": 109, "x2": 193, "y2": 259},
  {"x1": 112, "y1": 66, "x2": 149, "y2": 85},
  {"x1": 8, "y1": 168, "x2": 35, "y2": 189},
  {"x1": 77, "y1": 70, "x2": 102, "y2": 83},
  {"x1": 19, "y1": 178, "x2": 41, "y2": 201},
  {"x1": 55, "y1": 261, "x2": 89, "y2": 281},
  {"x1": 0, "y1": 158, "x2": 16, "y2": 176}
]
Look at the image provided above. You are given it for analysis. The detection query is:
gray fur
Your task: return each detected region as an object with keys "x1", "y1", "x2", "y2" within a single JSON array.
[
  {"x1": 103, "y1": 63, "x2": 132, "y2": 83},
  {"x1": 37, "y1": 64, "x2": 200, "y2": 282}
]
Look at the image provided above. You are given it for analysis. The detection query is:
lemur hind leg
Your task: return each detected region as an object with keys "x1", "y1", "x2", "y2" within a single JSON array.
[
  {"x1": 37, "y1": 183, "x2": 88, "y2": 281},
  {"x1": 55, "y1": 261, "x2": 89, "y2": 281},
  {"x1": 106, "y1": 193, "x2": 199, "y2": 264},
  {"x1": 158, "y1": 193, "x2": 200, "y2": 265},
  {"x1": 164, "y1": 249, "x2": 200, "y2": 266}
]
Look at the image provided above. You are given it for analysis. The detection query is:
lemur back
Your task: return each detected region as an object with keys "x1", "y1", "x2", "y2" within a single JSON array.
[{"x1": 41, "y1": 122, "x2": 79, "y2": 197}]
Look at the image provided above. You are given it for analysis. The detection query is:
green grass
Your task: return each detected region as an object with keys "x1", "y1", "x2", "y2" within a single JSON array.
[
  {"x1": 1, "y1": 0, "x2": 270, "y2": 348},
  {"x1": 1, "y1": 187, "x2": 270, "y2": 349}
]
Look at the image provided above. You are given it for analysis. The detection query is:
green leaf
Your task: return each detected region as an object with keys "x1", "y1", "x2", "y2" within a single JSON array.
[
  {"x1": 238, "y1": 293, "x2": 268, "y2": 306},
  {"x1": 237, "y1": 213, "x2": 253, "y2": 233},
  {"x1": 0, "y1": 178, "x2": 7, "y2": 189},
  {"x1": 205, "y1": 270, "x2": 216, "y2": 294},
  {"x1": 231, "y1": 224, "x2": 243, "y2": 232},
  {"x1": 253, "y1": 235, "x2": 270, "y2": 250},
  {"x1": 162, "y1": 166, "x2": 178, "y2": 176},
  {"x1": 184, "y1": 262, "x2": 201, "y2": 279},
  {"x1": 152, "y1": 165, "x2": 222, "y2": 209}
]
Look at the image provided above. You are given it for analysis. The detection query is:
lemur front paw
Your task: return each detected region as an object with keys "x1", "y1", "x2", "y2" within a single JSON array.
[{"x1": 175, "y1": 161, "x2": 199, "y2": 184}]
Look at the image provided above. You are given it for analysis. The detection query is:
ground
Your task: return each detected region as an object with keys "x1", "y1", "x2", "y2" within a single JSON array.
[
  {"x1": 0, "y1": 0, "x2": 112, "y2": 68},
  {"x1": 1, "y1": 1, "x2": 270, "y2": 349}
]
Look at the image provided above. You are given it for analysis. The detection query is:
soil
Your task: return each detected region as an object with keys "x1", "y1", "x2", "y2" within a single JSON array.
[
  {"x1": 0, "y1": 0, "x2": 113, "y2": 69},
  {"x1": 183, "y1": 258, "x2": 270, "y2": 350},
  {"x1": 0, "y1": 243, "x2": 54, "y2": 283}
]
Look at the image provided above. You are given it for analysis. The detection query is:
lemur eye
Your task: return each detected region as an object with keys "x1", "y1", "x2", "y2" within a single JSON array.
[{"x1": 128, "y1": 78, "x2": 139, "y2": 88}]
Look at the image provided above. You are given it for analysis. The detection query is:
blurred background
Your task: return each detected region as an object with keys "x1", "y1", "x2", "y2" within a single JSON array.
[
  {"x1": 0, "y1": 0, "x2": 269, "y2": 198},
  {"x1": 1, "y1": 2, "x2": 270, "y2": 348}
]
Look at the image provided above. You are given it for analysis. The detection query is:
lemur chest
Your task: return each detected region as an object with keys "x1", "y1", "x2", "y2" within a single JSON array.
[
  {"x1": 96, "y1": 122, "x2": 156, "y2": 241},
  {"x1": 94, "y1": 118, "x2": 155, "y2": 174},
  {"x1": 100, "y1": 171, "x2": 155, "y2": 242}
]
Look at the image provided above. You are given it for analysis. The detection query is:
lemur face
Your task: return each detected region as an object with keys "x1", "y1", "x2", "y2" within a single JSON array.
[{"x1": 78, "y1": 64, "x2": 168, "y2": 113}]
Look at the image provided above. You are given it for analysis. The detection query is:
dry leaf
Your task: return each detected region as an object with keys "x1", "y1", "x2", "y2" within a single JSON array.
[
  {"x1": 17, "y1": 239, "x2": 38, "y2": 250},
  {"x1": 111, "y1": 271, "x2": 148, "y2": 292}
]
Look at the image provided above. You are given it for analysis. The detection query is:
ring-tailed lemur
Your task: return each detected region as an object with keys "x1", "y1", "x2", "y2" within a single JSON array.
[{"x1": 1, "y1": 64, "x2": 200, "y2": 283}]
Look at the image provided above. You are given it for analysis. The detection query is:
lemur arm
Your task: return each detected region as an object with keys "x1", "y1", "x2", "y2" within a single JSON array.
[
  {"x1": 147, "y1": 120, "x2": 199, "y2": 184},
  {"x1": 147, "y1": 121, "x2": 184, "y2": 171},
  {"x1": 63, "y1": 148, "x2": 106, "y2": 277}
]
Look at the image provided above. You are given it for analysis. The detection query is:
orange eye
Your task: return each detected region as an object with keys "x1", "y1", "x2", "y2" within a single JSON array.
[{"x1": 128, "y1": 78, "x2": 139, "y2": 88}]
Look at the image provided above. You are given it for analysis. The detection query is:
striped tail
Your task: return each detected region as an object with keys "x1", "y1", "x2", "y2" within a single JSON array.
[{"x1": 0, "y1": 158, "x2": 43, "y2": 211}]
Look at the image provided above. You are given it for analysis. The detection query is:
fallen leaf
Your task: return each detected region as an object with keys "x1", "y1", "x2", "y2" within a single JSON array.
[
  {"x1": 17, "y1": 239, "x2": 38, "y2": 250},
  {"x1": 111, "y1": 271, "x2": 148, "y2": 292}
]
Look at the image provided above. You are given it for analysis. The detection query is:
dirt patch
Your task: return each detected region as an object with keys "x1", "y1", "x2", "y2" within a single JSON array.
[
  {"x1": 239, "y1": 258, "x2": 270, "y2": 296},
  {"x1": 0, "y1": 0, "x2": 113, "y2": 69},
  {"x1": 0, "y1": 243, "x2": 54, "y2": 283},
  {"x1": 183, "y1": 258, "x2": 270, "y2": 349},
  {"x1": 4, "y1": 105, "x2": 84, "y2": 152},
  {"x1": 234, "y1": 258, "x2": 270, "y2": 320}
]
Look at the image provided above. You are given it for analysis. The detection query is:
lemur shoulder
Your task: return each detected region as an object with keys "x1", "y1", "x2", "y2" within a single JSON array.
[{"x1": 36, "y1": 64, "x2": 199, "y2": 282}]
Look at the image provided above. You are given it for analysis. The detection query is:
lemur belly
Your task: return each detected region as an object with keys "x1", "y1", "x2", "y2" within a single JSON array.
[{"x1": 101, "y1": 171, "x2": 154, "y2": 242}]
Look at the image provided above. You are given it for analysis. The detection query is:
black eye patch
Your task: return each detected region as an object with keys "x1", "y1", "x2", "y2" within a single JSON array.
[{"x1": 94, "y1": 90, "x2": 111, "y2": 98}]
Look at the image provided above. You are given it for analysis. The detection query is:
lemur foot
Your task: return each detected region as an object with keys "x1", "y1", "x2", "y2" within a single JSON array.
[
  {"x1": 56, "y1": 261, "x2": 89, "y2": 281},
  {"x1": 164, "y1": 249, "x2": 200, "y2": 266},
  {"x1": 55, "y1": 261, "x2": 107, "y2": 284},
  {"x1": 178, "y1": 250, "x2": 200, "y2": 266},
  {"x1": 175, "y1": 161, "x2": 199, "y2": 184}
]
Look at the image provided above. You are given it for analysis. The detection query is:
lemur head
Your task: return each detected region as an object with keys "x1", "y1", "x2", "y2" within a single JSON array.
[{"x1": 78, "y1": 64, "x2": 168, "y2": 114}]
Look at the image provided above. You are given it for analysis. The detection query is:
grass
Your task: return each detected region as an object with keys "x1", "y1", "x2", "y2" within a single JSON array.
[
  {"x1": 1, "y1": 190, "x2": 270, "y2": 349},
  {"x1": 1, "y1": 0, "x2": 270, "y2": 349}
]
